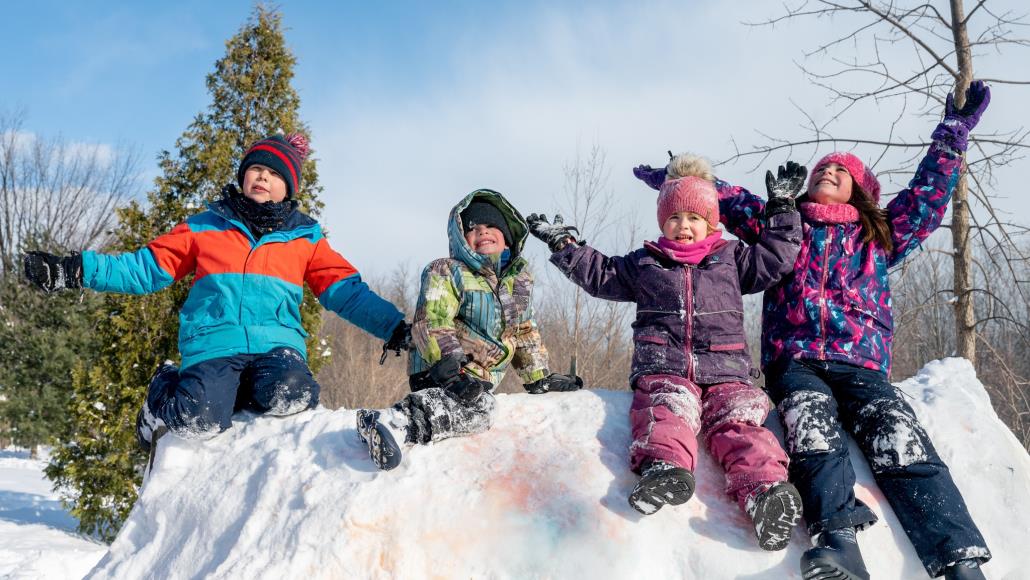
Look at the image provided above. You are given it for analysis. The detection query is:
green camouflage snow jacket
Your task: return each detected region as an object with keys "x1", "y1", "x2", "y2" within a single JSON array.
[{"x1": 408, "y1": 189, "x2": 549, "y2": 387}]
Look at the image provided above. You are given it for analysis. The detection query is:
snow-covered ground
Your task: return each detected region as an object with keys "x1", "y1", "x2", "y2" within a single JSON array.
[
  {"x1": 4, "y1": 359, "x2": 1026, "y2": 578},
  {"x1": 77, "y1": 358, "x2": 1029, "y2": 579},
  {"x1": 0, "y1": 449, "x2": 105, "y2": 579}
]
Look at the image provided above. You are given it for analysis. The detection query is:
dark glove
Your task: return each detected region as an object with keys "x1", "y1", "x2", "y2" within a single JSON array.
[
  {"x1": 931, "y1": 80, "x2": 991, "y2": 151},
  {"x1": 763, "y1": 161, "x2": 807, "y2": 218},
  {"x1": 523, "y1": 372, "x2": 584, "y2": 394},
  {"x1": 632, "y1": 164, "x2": 667, "y2": 191},
  {"x1": 526, "y1": 213, "x2": 580, "y2": 253},
  {"x1": 23, "y1": 252, "x2": 83, "y2": 293},
  {"x1": 379, "y1": 321, "x2": 412, "y2": 364},
  {"x1": 444, "y1": 373, "x2": 490, "y2": 404},
  {"x1": 426, "y1": 353, "x2": 488, "y2": 403}
]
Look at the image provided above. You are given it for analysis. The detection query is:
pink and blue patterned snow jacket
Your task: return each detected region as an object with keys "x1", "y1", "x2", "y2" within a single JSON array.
[{"x1": 717, "y1": 143, "x2": 962, "y2": 376}]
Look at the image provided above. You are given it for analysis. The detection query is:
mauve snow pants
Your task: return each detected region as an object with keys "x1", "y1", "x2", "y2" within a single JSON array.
[{"x1": 629, "y1": 374, "x2": 789, "y2": 509}]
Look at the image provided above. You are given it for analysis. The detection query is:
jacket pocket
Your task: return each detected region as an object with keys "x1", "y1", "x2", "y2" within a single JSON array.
[
  {"x1": 181, "y1": 294, "x2": 231, "y2": 338},
  {"x1": 636, "y1": 334, "x2": 668, "y2": 345},
  {"x1": 276, "y1": 297, "x2": 309, "y2": 337}
]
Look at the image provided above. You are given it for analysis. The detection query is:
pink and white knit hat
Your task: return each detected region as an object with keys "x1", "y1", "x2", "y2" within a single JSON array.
[
  {"x1": 808, "y1": 152, "x2": 882, "y2": 203},
  {"x1": 657, "y1": 176, "x2": 719, "y2": 228}
]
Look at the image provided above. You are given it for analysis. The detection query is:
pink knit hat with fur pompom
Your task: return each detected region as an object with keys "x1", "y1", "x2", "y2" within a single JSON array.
[
  {"x1": 657, "y1": 177, "x2": 719, "y2": 228},
  {"x1": 657, "y1": 153, "x2": 719, "y2": 228},
  {"x1": 808, "y1": 152, "x2": 881, "y2": 203}
]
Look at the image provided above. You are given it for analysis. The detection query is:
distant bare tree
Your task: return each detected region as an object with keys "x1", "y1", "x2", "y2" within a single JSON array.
[
  {"x1": 316, "y1": 264, "x2": 416, "y2": 410},
  {"x1": 722, "y1": 0, "x2": 1030, "y2": 364},
  {"x1": 0, "y1": 109, "x2": 141, "y2": 271},
  {"x1": 525, "y1": 143, "x2": 636, "y2": 392}
]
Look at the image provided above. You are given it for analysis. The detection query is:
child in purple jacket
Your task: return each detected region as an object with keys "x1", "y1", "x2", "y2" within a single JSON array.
[
  {"x1": 633, "y1": 82, "x2": 992, "y2": 580},
  {"x1": 528, "y1": 155, "x2": 805, "y2": 551}
]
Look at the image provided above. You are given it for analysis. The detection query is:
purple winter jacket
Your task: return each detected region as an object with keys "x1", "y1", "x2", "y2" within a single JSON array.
[{"x1": 550, "y1": 211, "x2": 801, "y2": 386}]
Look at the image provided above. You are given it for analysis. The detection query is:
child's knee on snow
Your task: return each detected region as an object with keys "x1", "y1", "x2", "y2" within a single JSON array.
[
  {"x1": 853, "y1": 397, "x2": 933, "y2": 474},
  {"x1": 778, "y1": 390, "x2": 846, "y2": 456},
  {"x1": 253, "y1": 370, "x2": 320, "y2": 416}
]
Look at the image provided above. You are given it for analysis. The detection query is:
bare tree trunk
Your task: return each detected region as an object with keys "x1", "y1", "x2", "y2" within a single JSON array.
[{"x1": 949, "y1": 0, "x2": 976, "y2": 361}]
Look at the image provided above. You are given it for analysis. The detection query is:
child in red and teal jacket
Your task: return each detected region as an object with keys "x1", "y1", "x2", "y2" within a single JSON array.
[
  {"x1": 633, "y1": 82, "x2": 992, "y2": 580},
  {"x1": 23, "y1": 134, "x2": 409, "y2": 451}
]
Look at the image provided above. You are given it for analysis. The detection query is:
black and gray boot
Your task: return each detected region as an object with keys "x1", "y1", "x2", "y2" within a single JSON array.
[
  {"x1": 628, "y1": 459, "x2": 695, "y2": 515},
  {"x1": 356, "y1": 409, "x2": 403, "y2": 471},
  {"x1": 943, "y1": 559, "x2": 986, "y2": 580},
  {"x1": 801, "y1": 527, "x2": 870, "y2": 580},
  {"x1": 745, "y1": 481, "x2": 803, "y2": 551}
]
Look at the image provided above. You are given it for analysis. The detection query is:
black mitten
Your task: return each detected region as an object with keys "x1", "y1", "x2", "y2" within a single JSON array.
[{"x1": 23, "y1": 252, "x2": 83, "y2": 293}]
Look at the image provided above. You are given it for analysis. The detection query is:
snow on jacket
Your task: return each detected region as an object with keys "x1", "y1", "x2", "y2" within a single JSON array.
[
  {"x1": 717, "y1": 143, "x2": 962, "y2": 375},
  {"x1": 81, "y1": 199, "x2": 403, "y2": 369},
  {"x1": 549, "y1": 211, "x2": 801, "y2": 386},
  {"x1": 409, "y1": 189, "x2": 549, "y2": 386}
]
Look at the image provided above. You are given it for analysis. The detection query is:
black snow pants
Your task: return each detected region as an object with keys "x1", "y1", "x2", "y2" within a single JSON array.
[
  {"x1": 766, "y1": 358, "x2": 991, "y2": 577},
  {"x1": 146, "y1": 346, "x2": 320, "y2": 439}
]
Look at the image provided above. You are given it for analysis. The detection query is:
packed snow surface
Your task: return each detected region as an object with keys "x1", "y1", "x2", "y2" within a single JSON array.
[
  {"x1": 0, "y1": 450, "x2": 105, "y2": 579},
  {"x1": 89, "y1": 358, "x2": 1030, "y2": 579}
]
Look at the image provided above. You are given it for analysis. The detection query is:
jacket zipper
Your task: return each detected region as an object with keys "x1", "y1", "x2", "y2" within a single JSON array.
[
  {"x1": 684, "y1": 265, "x2": 696, "y2": 382},
  {"x1": 818, "y1": 228, "x2": 833, "y2": 360}
]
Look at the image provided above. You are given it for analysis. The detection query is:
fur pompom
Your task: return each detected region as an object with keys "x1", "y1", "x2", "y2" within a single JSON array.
[
  {"x1": 285, "y1": 133, "x2": 310, "y2": 160},
  {"x1": 666, "y1": 153, "x2": 714, "y2": 182}
]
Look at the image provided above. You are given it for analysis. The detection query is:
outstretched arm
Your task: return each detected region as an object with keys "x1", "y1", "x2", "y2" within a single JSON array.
[
  {"x1": 65, "y1": 222, "x2": 197, "y2": 295},
  {"x1": 306, "y1": 238, "x2": 403, "y2": 341}
]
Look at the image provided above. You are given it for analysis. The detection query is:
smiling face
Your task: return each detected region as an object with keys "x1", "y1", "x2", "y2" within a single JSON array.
[
  {"x1": 242, "y1": 164, "x2": 288, "y2": 203},
  {"x1": 808, "y1": 162, "x2": 854, "y2": 205},
  {"x1": 464, "y1": 224, "x2": 508, "y2": 255},
  {"x1": 662, "y1": 211, "x2": 710, "y2": 245}
]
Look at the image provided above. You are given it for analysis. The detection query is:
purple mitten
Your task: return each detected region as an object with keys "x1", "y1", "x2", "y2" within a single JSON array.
[
  {"x1": 633, "y1": 164, "x2": 667, "y2": 191},
  {"x1": 931, "y1": 80, "x2": 991, "y2": 152}
]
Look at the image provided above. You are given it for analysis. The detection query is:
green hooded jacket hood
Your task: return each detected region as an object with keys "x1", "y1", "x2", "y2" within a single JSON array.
[{"x1": 447, "y1": 189, "x2": 528, "y2": 276}]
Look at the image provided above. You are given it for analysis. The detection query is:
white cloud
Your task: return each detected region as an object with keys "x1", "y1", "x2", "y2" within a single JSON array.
[{"x1": 307, "y1": 0, "x2": 1030, "y2": 276}]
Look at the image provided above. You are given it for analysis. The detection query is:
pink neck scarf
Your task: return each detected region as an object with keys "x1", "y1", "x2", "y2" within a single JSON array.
[
  {"x1": 800, "y1": 201, "x2": 860, "y2": 224},
  {"x1": 655, "y1": 231, "x2": 723, "y2": 265}
]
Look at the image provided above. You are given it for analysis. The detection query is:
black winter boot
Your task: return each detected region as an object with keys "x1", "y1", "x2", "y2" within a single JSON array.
[
  {"x1": 943, "y1": 559, "x2": 986, "y2": 580},
  {"x1": 356, "y1": 409, "x2": 403, "y2": 471},
  {"x1": 801, "y1": 527, "x2": 870, "y2": 580},
  {"x1": 745, "y1": 481, "x2": 803, "y2": 551},
  {"x1": 628, "y1": 460, "x2": 695, "y2": 515}
]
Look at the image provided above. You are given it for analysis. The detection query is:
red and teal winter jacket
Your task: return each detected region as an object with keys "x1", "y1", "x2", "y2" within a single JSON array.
[
  {"x1": 717, "y1": 143, "x2": 962, "y2": 376},
  {"x1": 81, "y1": 200, "x2": 403, "y2": 369}
]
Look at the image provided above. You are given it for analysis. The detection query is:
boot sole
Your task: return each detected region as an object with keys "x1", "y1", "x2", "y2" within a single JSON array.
[
  {"x1": 754, "y1": 484, "x2": 803, "y2": 551},
  {"x1": 356, "y1": 411, "x2": 402, "y2": 471},
  {"x1": 628, "y1": 469, "x2": 695, "y2": 515}
]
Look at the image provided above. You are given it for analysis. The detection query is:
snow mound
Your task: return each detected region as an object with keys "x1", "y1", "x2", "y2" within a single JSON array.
[{"x1": 90, "y1": 358, "x2": 1030, "y2": 579}]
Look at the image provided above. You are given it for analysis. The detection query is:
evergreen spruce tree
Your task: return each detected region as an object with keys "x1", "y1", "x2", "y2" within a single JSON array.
[{"x1": 45, "y1": 5, "x2": 325, "y2": 541}]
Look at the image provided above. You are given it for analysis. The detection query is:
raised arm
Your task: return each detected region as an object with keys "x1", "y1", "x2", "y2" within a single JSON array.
[
  {"x1": 886, "y1": 81, "x2": 990, "y2": 266},
  {"x1": 734, "y1": 162, "x2": 806, "y2": 293},
  {"x1": 526, "y1": 213, "x2": 638, "y2": 302}
]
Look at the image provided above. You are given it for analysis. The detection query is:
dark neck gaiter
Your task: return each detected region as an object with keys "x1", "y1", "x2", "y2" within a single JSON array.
[{"x1": 221, "y1": 184, "x2": 298, "y2": 237}]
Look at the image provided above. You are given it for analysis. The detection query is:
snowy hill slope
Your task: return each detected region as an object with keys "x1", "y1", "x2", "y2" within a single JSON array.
[{"x1": 89, "y1": 358, "x2": 1030, "y2": 579}]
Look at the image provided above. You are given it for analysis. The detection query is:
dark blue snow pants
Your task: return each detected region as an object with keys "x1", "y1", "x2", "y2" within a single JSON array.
[
  {"x1": 766, "y1": 358, "x2": 991, "y2": 577},
  {"x1": 146, "y1": 347, "x2": 320, "y2": 439}
]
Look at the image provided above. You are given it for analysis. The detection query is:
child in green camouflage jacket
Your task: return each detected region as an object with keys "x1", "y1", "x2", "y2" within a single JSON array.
[{"x1": 356, "y1": 189, "x2": 582, "y2": 470}]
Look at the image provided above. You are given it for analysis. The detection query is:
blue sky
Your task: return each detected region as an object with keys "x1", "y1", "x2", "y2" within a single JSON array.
[{"x1": 8, "y1": 0, "x2": 1030, "y2": 276}]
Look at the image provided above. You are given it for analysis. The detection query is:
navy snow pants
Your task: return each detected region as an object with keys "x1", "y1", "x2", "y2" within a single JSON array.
[
  {"x1": 146, "y1": 347, "x2": 320, "y2": 439},
  {"x1": 766, "y1": 358, "x2": 990, "y2": 577}
]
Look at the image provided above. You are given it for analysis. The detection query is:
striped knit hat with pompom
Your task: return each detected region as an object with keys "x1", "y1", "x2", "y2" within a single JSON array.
[{"x1": 237, "y1": 133, "x2": 310, "y2": 199}]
